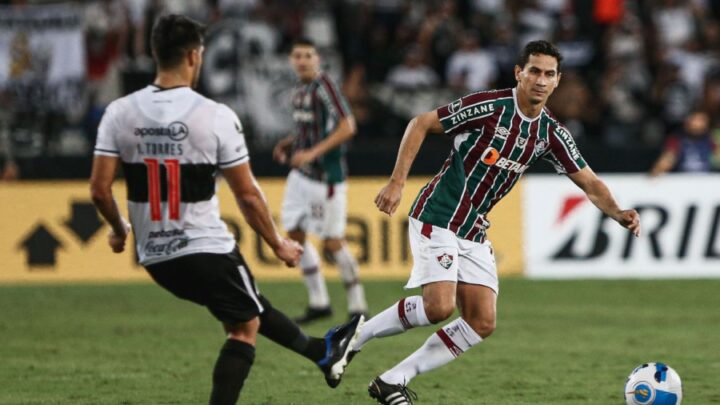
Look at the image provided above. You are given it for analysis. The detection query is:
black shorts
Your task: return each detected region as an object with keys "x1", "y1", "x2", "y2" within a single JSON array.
[{"x1": 145, "y1": 247, "x2": 265, "y2": 324}]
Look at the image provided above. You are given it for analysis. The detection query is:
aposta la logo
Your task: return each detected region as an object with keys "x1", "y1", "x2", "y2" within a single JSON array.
[{"x1": 551, "y1": 195, "x2": 720, "y2": 260}]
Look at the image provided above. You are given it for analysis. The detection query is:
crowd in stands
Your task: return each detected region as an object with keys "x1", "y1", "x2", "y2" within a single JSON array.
[{"x1": 1, "y1": 0, "x2": 719, "y2": 179}]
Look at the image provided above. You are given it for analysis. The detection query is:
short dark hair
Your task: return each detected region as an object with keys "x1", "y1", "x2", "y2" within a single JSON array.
[
  {"x1": 291, "y1": 37, "x2": 316, "y2": 50},
  {"x1": 151, "y1": 14, "x2": 206, "y2": 70},
  {"x1": 518, "y1": 40, "x2": 563, "y2": 71}
]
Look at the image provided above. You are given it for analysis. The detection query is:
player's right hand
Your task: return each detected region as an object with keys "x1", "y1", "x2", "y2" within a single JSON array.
[
  {"x1": 274, "y1": 238, "x2": 304, "y2": 267},
  {"x1": 375, "y1": 181, "x2": 403, "y2": 216},
  {"x1": 108, "y1": 219, "x2": 131, "y2": 253},
  {"x1": 272, "y1": 142, "x2": 289, "y2": 164}
]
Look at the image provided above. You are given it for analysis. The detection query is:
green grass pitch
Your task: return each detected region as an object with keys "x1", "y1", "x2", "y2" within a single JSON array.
[{"x1": 1, "y1": 279, "x2": 718, "y2": 404}]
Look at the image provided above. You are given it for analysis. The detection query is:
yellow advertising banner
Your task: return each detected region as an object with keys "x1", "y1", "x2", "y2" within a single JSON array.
[{"x1": 0, "y1": 178, "x2": 523, "y2": 283}]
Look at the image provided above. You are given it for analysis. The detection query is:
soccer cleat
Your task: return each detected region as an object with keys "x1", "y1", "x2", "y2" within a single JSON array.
[
  {"x1": 348, "y1": 311, "x2": 370, "y2": 322},
  {"x1": 368, "y1": 377, "x2": 418, "y2": 405},
  {"x1": 294, "y1": 306, "x2": 333, "y2": 324},
  {"x1": 316, "y1": 314, "x2": 365, "y2": 388}
]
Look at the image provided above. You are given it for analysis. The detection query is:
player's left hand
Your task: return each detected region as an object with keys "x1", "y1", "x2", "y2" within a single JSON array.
[
  {"x1": 108, "y1": 219, "x2": 131, "y2": 253},
  {"x1": 290, "y1": 149, "x2": 316, "y2": 168},
  {"x1": 615, "y1": 209, "x2": 641, "y2": 237}
]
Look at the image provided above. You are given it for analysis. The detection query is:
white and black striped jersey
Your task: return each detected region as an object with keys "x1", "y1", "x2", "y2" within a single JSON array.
[{"x1": 94, "y1": 85, "x2": 249, "y2": 265}]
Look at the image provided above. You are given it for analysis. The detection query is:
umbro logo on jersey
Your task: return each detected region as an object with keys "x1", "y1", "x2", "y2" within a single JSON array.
[
  {"x1": 437, "y1": 253, "x2": 454, "y2": 269},
  {"x1": 134, "y1": 121, "x2": 189, "y2": 141},
  {"x1": 494, "y1": 126, "x2": 510, "y2": 139}
]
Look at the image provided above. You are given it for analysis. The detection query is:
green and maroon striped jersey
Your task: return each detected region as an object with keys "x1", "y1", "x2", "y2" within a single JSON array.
[
  {"x1": 409, "y1": 88, "x2": 587, "y2": 242},
  {"x1": 291, "y1": 72, "x2": 352, "y2": 184}
]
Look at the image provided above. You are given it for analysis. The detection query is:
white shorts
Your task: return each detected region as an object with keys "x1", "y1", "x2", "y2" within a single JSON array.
[
  {"x1": 281, "y1": 170, "x2": 347, "y2": 239},
  {"x1": 405, "y1": 217, "x2": 498, "y2": 293}
]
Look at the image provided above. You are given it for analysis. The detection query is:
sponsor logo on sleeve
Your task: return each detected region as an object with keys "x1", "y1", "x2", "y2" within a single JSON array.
[
  {"x1": 554, "y1": 127, "x2": 581, "y2": 160},
  {"x1": 448, "y1": 98, "x2": 463, "y2": 114}
]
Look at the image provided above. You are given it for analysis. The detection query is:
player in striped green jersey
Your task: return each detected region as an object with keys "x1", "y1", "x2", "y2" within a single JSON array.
[{"x1": 353, "y1": 41, "x2": 641, "y2": 404}]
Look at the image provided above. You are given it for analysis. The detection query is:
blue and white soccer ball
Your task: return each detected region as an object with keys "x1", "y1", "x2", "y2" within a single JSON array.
[{"x1": 625, "y1": 362, "x2": 682, "y2": 405}]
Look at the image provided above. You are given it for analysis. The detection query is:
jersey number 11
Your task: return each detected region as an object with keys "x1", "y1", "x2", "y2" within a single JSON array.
[{"x1": 144, "y1": 158, "x2": 180, "y2": 221}]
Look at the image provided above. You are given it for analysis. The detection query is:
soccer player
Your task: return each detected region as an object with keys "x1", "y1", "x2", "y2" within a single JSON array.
[
  {"x1": 272, "y1": 38, "x2": 369, "y2": 324},
  {"x1": 89, "y1": 15, "x2": 363, "y2": 405},
  {"x1": 355, "y1": 40, "x2": 642, "y2": 404}
]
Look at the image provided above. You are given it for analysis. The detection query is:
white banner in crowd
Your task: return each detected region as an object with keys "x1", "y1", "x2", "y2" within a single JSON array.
[
  {"x1": 0, "y1": 4, "x2": 85, "y2": 85},
  {"x1": 201, "y1": 18, "x2": 344, "y2": 146},
  {"x1": 523, "y1": 174, "x2": 720, "y2": 278},
  {"x1": 0, "y1": 3, "x2": 85, "y2": 111}
]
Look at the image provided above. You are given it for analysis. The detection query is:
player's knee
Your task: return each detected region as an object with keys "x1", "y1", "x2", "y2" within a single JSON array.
[
  {"x1": 322, "y1": 239, "x2": 343, "y2": 255},
  {"x1": 467, "y1": 317, "x2": 495, "y2": 338},
  {"x1": 424, "y1": 300, "x2": 455, "y2": 324},
  {"x1": 224, "y1": 317, "x2": 260, "y2": 344}
]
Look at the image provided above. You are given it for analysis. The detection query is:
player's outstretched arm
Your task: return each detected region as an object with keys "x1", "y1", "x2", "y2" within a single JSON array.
[
  {"x1": 567, "y1": 166, "x2": 641, "y2": 237},
  {"x1": 223, "y1": 163, "x2": 303, "y2": 266},
  {"x1": 290, "y1": 116, "x2": 356, "y2": 168},
  {"x1": 649, "y1": 149, "x2": 676, "y2": 177},
  {"x1": 375, "y1": 110, "x2": 443, "y2": 216},
  {"x1": 90, "y1": 155, "x2": 131, "y2": 253}
]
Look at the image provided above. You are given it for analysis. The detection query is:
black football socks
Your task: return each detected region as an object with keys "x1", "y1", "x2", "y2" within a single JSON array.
[
  {"x1": 209, "y1": 339, "x2": 255, "y2": 405},
  {"x1": 258, "y1": 296, "x2": 325, "y2": 362}
]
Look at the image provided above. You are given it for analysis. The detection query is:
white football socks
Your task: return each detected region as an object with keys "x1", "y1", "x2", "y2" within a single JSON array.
[
  {"x1": 380, "y1": 317, "x2": 482, "y2": 386},
  {"x1": 333, "y1": 246, "x2": 368, "y2": 313},
  {"x1": 300, "y1": 242, "x2": 330, "y2": 308},
  {"x1": 355, "y1": 296, "x2": 430, "y2": 350}
]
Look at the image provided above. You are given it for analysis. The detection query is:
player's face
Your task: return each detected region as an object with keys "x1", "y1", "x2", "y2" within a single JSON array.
[
  {"x1": 190, "y1": 45, "x2": 204, "y2": 88},
  {"x1": 515, "y1": 54, "x2": 561, "y2": 105},
  {"x1": 290, "y1": 45, "x2": 320, "y2": 82}
]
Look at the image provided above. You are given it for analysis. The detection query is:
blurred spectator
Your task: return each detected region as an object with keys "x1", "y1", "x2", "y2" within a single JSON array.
[
  {"x1": 650, "y1": 0, "x2": 703, "y2": 51},
  {"x1": 546, "y1": 70, "x2": 597, "y2": 141},
  {"x1": 385, "y1": 45, "x2": 438, "y2": 90},
  {"x1": 445, "y1": 31, "x2": 497, "y2": 93},
  {"x1": 600, "y1": 60, "x2": 647, "y2": 145},
  {"x1": 85, "y1": 0, "x2": 128, "y2": 107},
  {"x1": 417, "y1": 0, "x2": 463, "y2": 80},
  {"x1": 487, "y1": 24, "x2": 518, "y2": 89},
  {"x1": 553, "y1": 16, "x2": 595, "y2": 75},
  {"x1": 651, "y1": 61, "x2": 693, "y2": 135},
  {"x1": 649, "y1": 111, "x2": 718, "y2": 176},
  {"x1": 0, "y1": 111, "x2": 19, "y2": 181},
  {"x1": 516, "y1": 0, "x2": 557, "y2": 46}
]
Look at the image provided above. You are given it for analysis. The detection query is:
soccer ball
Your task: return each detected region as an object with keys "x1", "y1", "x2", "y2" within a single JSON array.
[{"x1": 624, "y1": 362, "x2": 682, "y2": 405}]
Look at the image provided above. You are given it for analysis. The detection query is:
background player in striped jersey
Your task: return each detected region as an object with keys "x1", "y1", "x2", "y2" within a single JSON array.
[
  {"x1": 89, "y1": 15, "x2": 363, "y2": 405},
  {"x1": 353, "y1": 41, "x2": 641, "y2": 404},
  {"x1": 273, "y1": 39, "x2": 369, "y2": 324}
]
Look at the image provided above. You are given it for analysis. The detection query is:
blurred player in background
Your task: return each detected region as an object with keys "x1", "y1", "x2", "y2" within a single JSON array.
[
  {"x1": 89, "y1": 15, "x2": 363, "y2": 405},
  {"x1": 348, "y1": 41, "x2": 641, "y2": 404},
  {"x1": 273, "y1": 38, "x2": 369, "y2": 324},
  {"x1": 649, "y1": 110, "x2": 718, "y2": 176}
]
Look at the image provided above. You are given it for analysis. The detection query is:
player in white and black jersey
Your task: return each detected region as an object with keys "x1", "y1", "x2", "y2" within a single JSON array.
[{"x1": 90, "y1": 15, "x2": 364, "y2": 404}]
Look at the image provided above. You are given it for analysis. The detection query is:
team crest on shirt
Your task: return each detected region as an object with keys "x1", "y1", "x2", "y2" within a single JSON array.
[
  {"x1": 436, "y1": 253, "x2": 454, "y2": 270},
  {"x1": 534, "y1": 139, "x2": 548, "y2": 156},
  {"x1": 494, "y1": 126, "x2": 510, "y2": 139}
]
